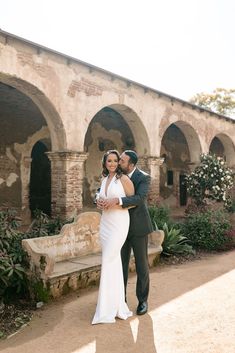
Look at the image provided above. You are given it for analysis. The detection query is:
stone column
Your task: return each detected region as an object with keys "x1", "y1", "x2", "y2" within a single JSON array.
[
  {"x1": 21, "y1": 156, "x2": 32, "y2": 224},
  {"x1": 147, "y1": 156, "x2": 164, "y2": 206},
  {"x1": 174, "y1": 170, "x2": 180, "y2": 206},
  {"x1": 188, "y1": 162, "x2": 199, "y2": 173},
  {"x1": 47, "y1": 151, "x2": 88, "y2": 219},
  {"x1": 184, "y1": 162, "x2": 200, "y2": 207},
  {"x1": 138, "y1": 155, "x2": 150, "y2": 173}
]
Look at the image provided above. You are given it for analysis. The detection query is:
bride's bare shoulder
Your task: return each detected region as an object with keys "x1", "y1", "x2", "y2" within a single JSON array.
[
  {"x1": 120, "y1": 174, "x2": 131, "y2": 182},
  {"x1": 120, "y1": 174, "x2": 134, "y2": 194}
]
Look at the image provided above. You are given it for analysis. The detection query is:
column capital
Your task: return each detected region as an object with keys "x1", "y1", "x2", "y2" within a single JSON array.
[
  {"x1": 148, "y1": 156, "x2": 165, "y2": 167},
  {"x1": 187, "y1": 162, "x2": 199, "y2": 172},
  {"x1": 23, "y1": 156, "x2": 32, "y2": 162},
  {"x1": 47, "y1": 151, "x2": 89, "y2": 162}
]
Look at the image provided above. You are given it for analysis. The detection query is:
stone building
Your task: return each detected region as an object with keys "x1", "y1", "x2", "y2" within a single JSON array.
[{"x1": 0, "y1": 29, "x2": 235, "y2": 223}]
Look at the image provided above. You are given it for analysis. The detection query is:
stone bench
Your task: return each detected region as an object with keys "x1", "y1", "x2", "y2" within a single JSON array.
[
  {"x1": 22, "y1": 211, "x2": 164, "y2": 298},
  {"x1": 22, "y1": 212, "x2": 101, "y2": 278}
]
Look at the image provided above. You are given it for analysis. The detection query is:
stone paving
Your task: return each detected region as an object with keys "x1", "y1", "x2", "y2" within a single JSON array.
[{"x1": 0, "y1": 250, "x2": 235, "y2": 353}]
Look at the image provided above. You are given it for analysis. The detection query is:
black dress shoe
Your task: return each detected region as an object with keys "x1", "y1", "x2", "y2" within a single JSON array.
[{"x1": 136, "y1": 301, "x2": 148, "y2": 315}]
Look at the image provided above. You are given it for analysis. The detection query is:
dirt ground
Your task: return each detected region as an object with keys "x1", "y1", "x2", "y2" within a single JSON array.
[{"x1": 0, "y1": 250, "x2": 235, "y2": 353}]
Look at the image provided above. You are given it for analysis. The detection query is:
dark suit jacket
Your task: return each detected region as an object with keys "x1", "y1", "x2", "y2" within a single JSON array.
[{"x1": 121, "y1": 168, "x2": 153, "y2": 237}]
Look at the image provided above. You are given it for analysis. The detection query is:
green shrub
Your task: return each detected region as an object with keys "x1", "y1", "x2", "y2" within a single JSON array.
[
  {"x1": 162, "y1": 223, "x2": 195, "y2": 256},
  {"x1": 223, "y1": 229, "x2": 235, "y2": 249},
  {"x1": 31, "y1": 279, "x2": 50, "y2": 303},
  {"x1": 0, "y1": 210, "x2": 28, "y2": 302},
  {"x1": 148, "y1": 206, "x2": 172, "y2": 230},
  {"x1": 225, "y1": 198, "x2": 235, "y2": 213},
  {"x1": 7, "y1": 233, "x2": 29, "y2": 265},
  {"x1": 0, "y1": 208, "x2": 72, "y2": 303},
  {"x1": 186, "y1": 153, "x2": 234, "y2": 207},
  {"x1": 182, "y1": 210, "x2": 231, "y2": 251},
  {"x1": 26, "y1": 209, "x2": 73, "y2": 238},
  {"x1": 0, "y1": 253, "x2": 27, "y2": 300}
]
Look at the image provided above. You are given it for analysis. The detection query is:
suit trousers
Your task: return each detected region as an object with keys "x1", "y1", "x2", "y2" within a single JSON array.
[{"x1": 121, "y1": 234, "x2": 149, "y2": 303}]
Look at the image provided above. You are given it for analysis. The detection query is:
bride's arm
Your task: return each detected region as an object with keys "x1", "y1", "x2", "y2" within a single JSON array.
[
  {"x1": 120, "y1": 175, "x2": 134, "y2": 196},
  {"x1": 109, "y1": 175, "x2": 135, "y2": 210},
  {"x1": 120, "y1": 175, "x2": 135, "y2": 209},
  {"x1": 102, "y1": 175, "x2": 135, "y2": 210}
]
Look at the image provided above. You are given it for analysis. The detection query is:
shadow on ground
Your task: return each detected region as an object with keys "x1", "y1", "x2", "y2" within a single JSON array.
[{"x1": 0, "y1": 250, "x2": 235, "y2": 353}]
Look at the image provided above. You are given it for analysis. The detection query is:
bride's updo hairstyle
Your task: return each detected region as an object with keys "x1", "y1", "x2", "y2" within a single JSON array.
[{"x1": 102, "y1": 150, "x2": 123, "y2": 178}]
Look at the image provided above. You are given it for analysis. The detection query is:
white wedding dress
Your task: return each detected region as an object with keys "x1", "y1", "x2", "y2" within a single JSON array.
[{"x1": 92, "y1": 175, "x2": 133, "y2": 324}]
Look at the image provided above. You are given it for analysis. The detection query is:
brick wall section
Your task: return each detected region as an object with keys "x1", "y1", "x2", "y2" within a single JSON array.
[
  {"x1": 138, "y1": 156, "x2": 150, "y2": 173},
  {"x1": 47, "y1": 151, "x2": 88, "y2": 219},
  {"x1": 67, "y1": 78, "x2": 103, "y2": 97},
  {"x1": 147, "y1": 157, "x2": 164, "y2": 206}
]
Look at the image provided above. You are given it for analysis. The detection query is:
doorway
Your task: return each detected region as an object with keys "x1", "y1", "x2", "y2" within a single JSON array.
[{"x1": 29, "y1": 141, "x2": 51, "y2": 216}]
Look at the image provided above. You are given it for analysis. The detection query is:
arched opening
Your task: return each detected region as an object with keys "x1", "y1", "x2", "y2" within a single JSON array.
[
  {"x1": 0, "y1": 73, "x2": 66, "y2": 150},
  {"x1": 30, "y1": 140, "x2": 51, "y2": 216},
  {"x1": 160, "y1": 122, "x2": 200, "y2": 209},
  {"x1": 209, "y1": 137, "x2": 224, "y2": 158},
  {"x1": 83, "y1": 105, "x2": 150, "y2": 207},
  {"x1": 209, "y1": 134, "x2": 235, "y2": 166},
  {"x1": 0, "y1": 81, "x2": 53, "y2": 221},
  {"x1": 84, "y1": 107, "x2": 135, "y2": 206}
]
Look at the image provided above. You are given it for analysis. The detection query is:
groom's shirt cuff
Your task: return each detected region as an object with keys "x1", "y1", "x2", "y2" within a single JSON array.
[{"x1": 119, "y1": 197, "x2": 123, "y2": 205}]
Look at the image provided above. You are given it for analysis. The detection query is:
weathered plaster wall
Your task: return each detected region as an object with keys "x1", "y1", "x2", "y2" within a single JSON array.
[
  {"x1": 0, "y1": 82, "x2": 49, "y2": 211},
  {"x1": 1, "y1": 31, "x2": 235, "y2": 157},
  {"x1": 1, "y1": 30, "x2": 235, "y2": 219}
]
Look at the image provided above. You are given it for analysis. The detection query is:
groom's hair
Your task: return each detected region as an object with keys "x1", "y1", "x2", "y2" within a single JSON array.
[{"x1": 124, "y1": 150, "x2": 138, "y2": 165}]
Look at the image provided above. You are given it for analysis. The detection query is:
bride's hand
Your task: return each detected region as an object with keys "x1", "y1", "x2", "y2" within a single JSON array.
[{"x1": 97, "y1": 197, "x2": 105, "y2": 210}]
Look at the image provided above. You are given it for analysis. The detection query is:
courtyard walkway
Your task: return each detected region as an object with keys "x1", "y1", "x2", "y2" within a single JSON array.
[{"x1": 0, "y1": 250, "x2": 235, "y2": 353}]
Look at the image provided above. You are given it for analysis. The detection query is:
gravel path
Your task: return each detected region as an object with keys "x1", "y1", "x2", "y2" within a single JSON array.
[{"x1": 0, "y1": 250, "x2": 235, "y2": 353}]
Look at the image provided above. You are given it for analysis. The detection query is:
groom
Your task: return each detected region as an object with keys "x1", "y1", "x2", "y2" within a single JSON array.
[{"x1": 102, "y1": 150, "x2": 153, "y2": 315}]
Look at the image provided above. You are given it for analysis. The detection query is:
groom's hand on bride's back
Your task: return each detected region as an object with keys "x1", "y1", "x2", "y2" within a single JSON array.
[{"x1": 102, "y1": 198, "x2": 119, "y2": 209}]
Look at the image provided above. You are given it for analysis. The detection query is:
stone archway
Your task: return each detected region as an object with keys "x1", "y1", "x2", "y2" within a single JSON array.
[
  {"x1": 209, "y1": 133, "x2": 235, "y2": 166},
  {"x1": 83, "y1": 105, "x2": 150, "y2": 207},
  {"x1": 0, "y1": 73, "x2": 66, "y2": 150},
  {"x1": 0, "y1": 75, "x2": 65, "y2": 222},
  {"x1": 159, "y1": 121, "x2": 202, "y2": 208},
  {"x1": 108, "y1": 104, "x2": 150, "y2": 156}
]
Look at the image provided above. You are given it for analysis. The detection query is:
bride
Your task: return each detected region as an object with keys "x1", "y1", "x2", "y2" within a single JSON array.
[{"x1": 92, "y1": 150, "x2": 134, "y2": 324}]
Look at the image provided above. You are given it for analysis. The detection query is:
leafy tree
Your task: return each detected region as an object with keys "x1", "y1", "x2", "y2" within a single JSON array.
[{"x1": 190, "y1": 88, "x2": 235, "y2": 117}]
